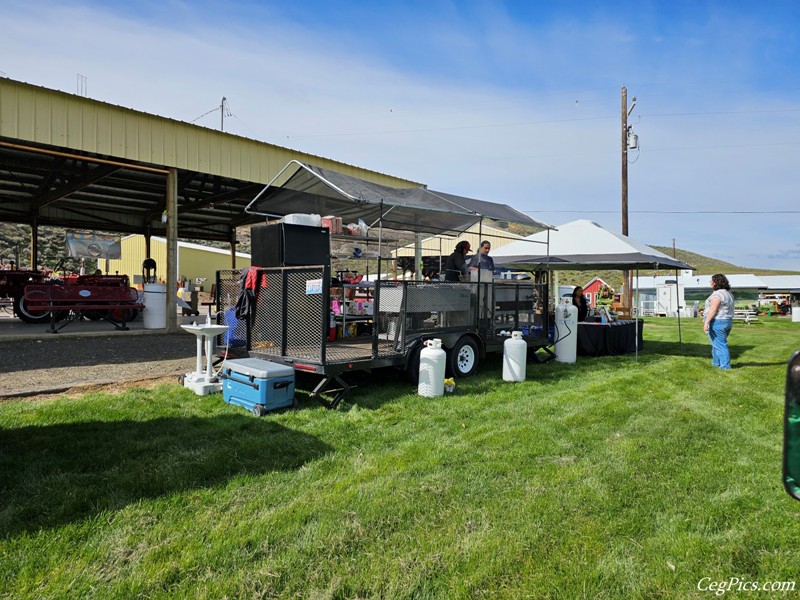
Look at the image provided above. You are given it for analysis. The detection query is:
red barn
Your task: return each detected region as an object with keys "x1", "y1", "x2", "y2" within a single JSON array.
[{"x1": 581, "y1": 277, "x2": 614, "y2": 308}]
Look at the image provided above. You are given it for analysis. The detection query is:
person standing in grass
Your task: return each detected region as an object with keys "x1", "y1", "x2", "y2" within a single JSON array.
[{"x1": 704, "y1": 273, "x2": 735, "y2": 369}]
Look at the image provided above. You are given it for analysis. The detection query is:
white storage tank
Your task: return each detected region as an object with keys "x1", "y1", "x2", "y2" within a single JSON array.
[
  {"x1": 143, "y1": 283, "x2": 167, "y2": 329},
  {"x1": 554, "y1": 303, "x2": 578, "y2": 363},
  {"x1": 503, "y1": 331, "x2": 527, "y2": 382},
  {"x1": 418, "y1": 338, "x2": 446, "y2": 398}
]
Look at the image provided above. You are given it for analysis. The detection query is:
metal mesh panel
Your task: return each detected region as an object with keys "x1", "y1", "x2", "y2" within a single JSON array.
[
  {"x1": 249, "y1": 268, "x2": 286, "y2": 358},
  {"x1": 376, "y1": 281, "x2": 478, "y2": 346},
  {"x1": 373, "y1": 281, "x2": 407, "y2": 357},
  {"x1": 285, "y1": 267, "x2": 325, "y2": 361},
  {"x1": 491, "y1": 281, "x2": 548, "y2": 344}
]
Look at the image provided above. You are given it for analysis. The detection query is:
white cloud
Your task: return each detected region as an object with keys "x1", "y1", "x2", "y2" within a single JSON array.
[{"x1": 1, "y1": 1, "x2": 798, "y2": 270}]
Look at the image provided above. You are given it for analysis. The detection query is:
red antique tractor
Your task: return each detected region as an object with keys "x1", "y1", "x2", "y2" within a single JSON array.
[{"x1": 1, "y1": 268, "x2": 138, "y2": 324}]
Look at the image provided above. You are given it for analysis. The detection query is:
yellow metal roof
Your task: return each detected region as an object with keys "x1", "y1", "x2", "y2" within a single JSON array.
[{"x1": 0, "y1": 77, "x2": 419, "y2": 241}]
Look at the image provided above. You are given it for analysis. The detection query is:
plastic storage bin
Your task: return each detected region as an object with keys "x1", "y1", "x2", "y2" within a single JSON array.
[
  {"x1": 282, "y1": 213, "x2": 321, "y2": 227},
  {"x1": 221, "y1": 358, "x2": 296, "y2": 416}
]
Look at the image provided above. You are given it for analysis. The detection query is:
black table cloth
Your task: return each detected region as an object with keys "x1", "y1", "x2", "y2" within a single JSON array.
[{"x1": 577, "y1": 320, "x2": 644, "y2": 356}]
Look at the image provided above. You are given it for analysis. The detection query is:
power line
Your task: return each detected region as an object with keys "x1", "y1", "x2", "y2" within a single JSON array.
[
  {"x1": 278, "y1": 115, "x2": 614, "y2": 140},
  {"x1": 641, "y1": 108, "x2": 800, "y2": 118},
  {"x1": 526, "y1": 209, "x2": 800, "y2": 214},
  {"x1": 274, "y1": 107, "x2": 800, "y2": 141},
  {"x1": 190, "y1": 106, "x2": 221, "y2": 124}
]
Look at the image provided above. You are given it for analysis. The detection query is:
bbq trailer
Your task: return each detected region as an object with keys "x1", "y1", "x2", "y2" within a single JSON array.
[{"x1": 215, "y1": 162, "x2": 554, "y2": 407}]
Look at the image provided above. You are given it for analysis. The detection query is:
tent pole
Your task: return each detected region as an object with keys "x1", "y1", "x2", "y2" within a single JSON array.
[
  {"x1": 635, "y1": 268, "x2": 639, "y2": 361},
  {"x1": 377, "y1": 201, "x2": 383, "y2": 281},
  {"x1": 414, "y1": 233, "x2": 422, "y2": 281},
  {"x1": 676, "y1": 268, "x2": 682, "y2": 350}
]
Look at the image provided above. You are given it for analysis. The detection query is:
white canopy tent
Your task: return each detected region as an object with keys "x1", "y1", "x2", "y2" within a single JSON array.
[
  {"x1": 492, "y1": 219, "x2": 693, "y2": 272},
  {"x1": 492, "y1": 220, "x2": 695, "y2": 357}
]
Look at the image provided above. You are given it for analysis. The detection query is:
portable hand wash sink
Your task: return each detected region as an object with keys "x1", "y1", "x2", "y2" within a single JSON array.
[{"x1": 221, "y1": 358, "x2": 297, "y2": 416}]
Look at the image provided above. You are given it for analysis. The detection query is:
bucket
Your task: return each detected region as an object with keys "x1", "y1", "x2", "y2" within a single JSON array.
[
  {"x1": 223, "y1": 308, "x2": 246, "y2": 347},
  {"x1": 503, "y1": 331, "x2": 527, "y2": 382},
  {"x1": 143, "y1": 283, "x2": 167, "y2": 329}
]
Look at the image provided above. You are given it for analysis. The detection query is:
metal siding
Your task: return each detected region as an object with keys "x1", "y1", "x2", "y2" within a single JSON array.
[
  {"x1": 83, "y1": 102, "x2": 97, "y2": 150},
  {"x1": 176, "y1": 126, "x2": 191, "y2": 170},
  {"x1": 15, "y1": 89, "x2": 35, "y2": 140},
  {"x1": 106, "y1": 236, "x2": 251, "y2": 287},
  {"x1": 150, "y1": 121, "x2": 167, "y2": 165},
  {"x1": 66, "y1": 101, "x2": 82, "y2": 148},
  {"x1": 179, "y1": 246, "x2": 251, "y2": 286},
  {"x1": 125, "y1": 113, "x2": 139, "y2": 159}
]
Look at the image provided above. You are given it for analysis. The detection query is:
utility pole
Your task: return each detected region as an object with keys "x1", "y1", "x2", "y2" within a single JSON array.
[
  {"x1": 220, "y1": 97, "x2": 226, "y2": 132},
  {"x1": 622, "y1": 86, "x2": 628, "y2": 236},
  {"x1": 621, "y1": 86, "x2": 636, "y2": 311},
  {"x1": 621, "y1": 86, "x2": 636, "y2": 236}
]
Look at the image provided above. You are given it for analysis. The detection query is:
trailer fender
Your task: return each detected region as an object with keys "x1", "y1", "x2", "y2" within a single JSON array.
[
  {"x1": 438, "y1": 332, "x2": 485, "y2": 358},
  {"x1": 403, "y1": 340, "x2": 424, "y2": 383}
]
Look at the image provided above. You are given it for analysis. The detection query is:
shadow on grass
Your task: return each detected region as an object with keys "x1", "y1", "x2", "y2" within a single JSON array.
[
  {"x1": 732, "y1": 360, "x2": 790, "y2": 368},
  {"x1": 0, "y1": 414, "x2": 331, "y2": 538},
  {"x1": 639, "y1": 340, "x2": 755, "y2": 360}
]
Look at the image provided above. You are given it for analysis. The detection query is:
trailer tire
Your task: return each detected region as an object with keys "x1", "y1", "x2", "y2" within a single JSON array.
[{"x1": 447, "y1": 336, "x2": 479, "y2": 378}]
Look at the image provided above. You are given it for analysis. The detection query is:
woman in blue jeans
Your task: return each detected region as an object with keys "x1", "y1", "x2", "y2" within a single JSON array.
[{"x1": 703, "y1": 274, "x2": 735, "y2": 369}]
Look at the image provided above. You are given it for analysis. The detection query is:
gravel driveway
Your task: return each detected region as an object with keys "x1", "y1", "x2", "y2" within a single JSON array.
[{"x1": 0, "y1": 333, "x2": 198, "y2": 398}]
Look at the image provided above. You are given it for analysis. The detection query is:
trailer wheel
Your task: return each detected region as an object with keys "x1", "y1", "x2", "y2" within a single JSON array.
[
  {"x1": 447, "y1": 336, "x2": 479, "y2": 378},
  {"x1": 252, "y1": 404, "x2": 266, "y2": 417}
]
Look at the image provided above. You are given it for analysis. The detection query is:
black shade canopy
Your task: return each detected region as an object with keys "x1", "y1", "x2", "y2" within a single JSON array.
[{"x1": 246, "y1": 161, "x2": 553, "y2": 236}]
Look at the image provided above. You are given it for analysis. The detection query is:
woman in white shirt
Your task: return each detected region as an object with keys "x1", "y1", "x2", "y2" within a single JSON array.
[{"x1": 703, "y1": 273, "x2": 735, "y2": 369}]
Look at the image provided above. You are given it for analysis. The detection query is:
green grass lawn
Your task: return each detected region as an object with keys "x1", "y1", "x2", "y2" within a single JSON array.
[{"x1": 2, "y1": 317, "x2": 800, "y2": 598}]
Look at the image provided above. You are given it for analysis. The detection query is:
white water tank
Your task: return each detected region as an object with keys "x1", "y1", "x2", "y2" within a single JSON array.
[
  {"x1": 418, "y1": 338, "x2": 446, "y2": 398},
  {"x1": 554, "y1": 303, "x2": 578, "y2": 363},
  {"x1": 503, "y1": 331, "x2": 527, "y2": 382},
  {"x1": 143, "y1": 283, "x2": 167, "y2": 329},
  {"x1": 792, "y1": 293, "x2": 800, "y2": 323}
]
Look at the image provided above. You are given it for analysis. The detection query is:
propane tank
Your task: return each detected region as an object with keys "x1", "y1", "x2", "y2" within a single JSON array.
[
  {"x1": 418, "y1": 338, "x2": 446, "y2": 398},
  {"x1": 503, "y1": 331, "x2": 527, "y2": 382},
  {"x1": 554, "y1": 303, "x2": 578, "y2": 363}
]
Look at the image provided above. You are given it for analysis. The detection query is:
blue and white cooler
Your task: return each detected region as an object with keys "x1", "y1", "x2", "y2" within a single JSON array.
[{"x1": 221, "y1": 358, "x2": 296, "y2": 416}]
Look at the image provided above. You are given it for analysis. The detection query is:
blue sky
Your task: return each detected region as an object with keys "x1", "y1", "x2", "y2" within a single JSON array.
[{"x1": 1, "y1": 1, "x2": 799, "y2": 269}]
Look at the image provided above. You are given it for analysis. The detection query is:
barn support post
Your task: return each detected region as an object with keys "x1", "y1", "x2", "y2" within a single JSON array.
[
  {"x1": 166, "y1": 167, "x2": 179, "y2": 332},
  {"x1": 30, "y1": 216, "x2": 39, "y2": 270},
  {"x1": 144, "y1": 228, "x2": 151, "y2": 260},
  {"x1": 229, "y1": 228, "x2": 237, "y2": 269}
]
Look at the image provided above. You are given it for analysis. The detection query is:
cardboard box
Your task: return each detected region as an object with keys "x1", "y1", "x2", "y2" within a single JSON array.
[
  {"x1": 222, "y1": 358, "x2": 295, "y2": 415},
  {"x1": 321, "y1": 215, "x2": 343, "y2": 234}
]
